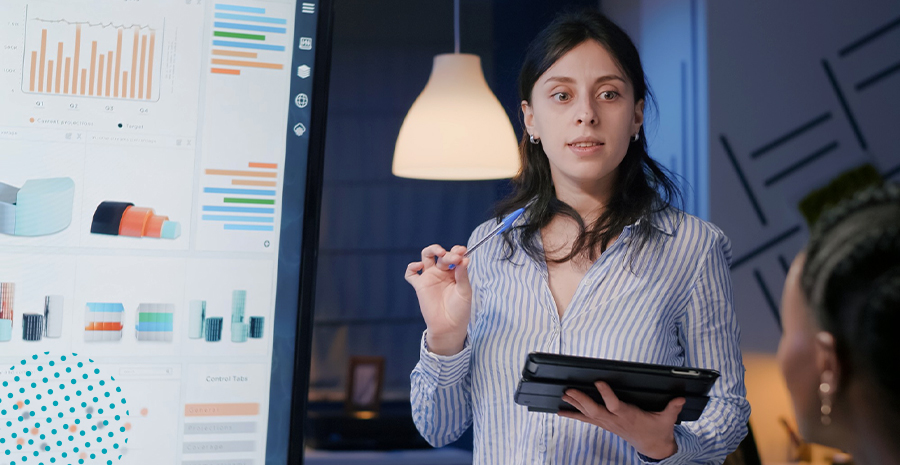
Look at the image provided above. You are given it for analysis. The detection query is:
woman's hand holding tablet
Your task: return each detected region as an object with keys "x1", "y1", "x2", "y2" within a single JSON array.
[
  {"x1": 515, "y1": 352, "x2": 720, "y2": 460},
  {"x1": 560, "y1": 381, "x2": 686, "y2": 460}
]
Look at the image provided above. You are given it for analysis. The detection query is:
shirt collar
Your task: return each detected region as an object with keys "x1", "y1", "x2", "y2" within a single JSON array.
[
  {"x1": 646, "y1": 208, "x2": 679, "y2": 236},
  {"x1": 517, "y1": 200, "x2": 680, "y2": 236},
  {"x1": 630, "y1": 208, "x2": 679, "y2": 236}
]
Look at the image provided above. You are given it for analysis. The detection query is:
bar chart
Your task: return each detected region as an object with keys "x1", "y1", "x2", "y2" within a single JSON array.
[
  {"x1": 22, "y1": 12, "x2": 164, "y2": 101},
  {"x1": 201, "y1": 162, "x2": 278, "y2": 233},
  {"x1": 209, "y1": 3, "x2": 289, "y2": 77}
]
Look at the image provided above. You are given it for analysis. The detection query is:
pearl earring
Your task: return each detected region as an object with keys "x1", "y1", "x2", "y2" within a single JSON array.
[{"x1": 819, "y1": 370, "x2": 834, "y2": 426}]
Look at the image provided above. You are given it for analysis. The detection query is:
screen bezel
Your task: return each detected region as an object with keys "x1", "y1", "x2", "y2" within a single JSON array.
[{"x1": 283, "y1": 0, "x2": 333, "y2": 463}]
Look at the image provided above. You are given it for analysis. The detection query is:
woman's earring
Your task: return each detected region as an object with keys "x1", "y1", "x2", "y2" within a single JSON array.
[
  {"x1": 529, "y1": 134, "x2": 540, "y2": 145},
  {"x1": 631, "y1": 133, "x2": 640, "y2": 142},
  {"x1": 819, "y1": 370, "x2": 834, "y2": 426}
]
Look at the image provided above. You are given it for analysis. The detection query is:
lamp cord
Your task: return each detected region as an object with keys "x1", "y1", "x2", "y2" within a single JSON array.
[{"x1": 454, "y1": 0, "x2": 460, "y2": 54}]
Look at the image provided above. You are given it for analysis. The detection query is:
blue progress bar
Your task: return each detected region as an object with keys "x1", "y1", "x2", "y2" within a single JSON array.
[
  {"x1": 204, "y1": 187, "x2": 276, "y2": 196},
  {"x1": 212, "y1": 40, "x2": 285, "y2": 51},
  {"x1": 203, "y1": 215, "x2": 274, "y2": 223},
  {"x1": 215, "y1": 4, "x2": 265, "y2": 14},
  {"x1": 203, "y1": 205, "x2": 275, "y2": 214},
  {"x1": 214, "y1": 12, "x2": 287, "y2": 24},
  {"x1": 224, "y1": 224, "x2": 274, "y2": 231},
  {"x1": 214, "y1": 22, "x2": 286, "y2": 33}
]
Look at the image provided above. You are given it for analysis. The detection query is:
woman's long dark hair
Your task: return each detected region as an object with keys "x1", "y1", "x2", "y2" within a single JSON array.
[
  {"x1": 802, "y1": 183, "x2": 900, "y2": 417},
  {"x1": 496, "y1": 9, "x2": 682, "y2": 264}
]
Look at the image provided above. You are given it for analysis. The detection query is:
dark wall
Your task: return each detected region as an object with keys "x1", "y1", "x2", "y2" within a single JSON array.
[
  {"x1": 309, "y1": 0, "x2": 596, "y2": 401},
  {"x1": 706, "y1": 0, "x2": 900, "y2": 353}
]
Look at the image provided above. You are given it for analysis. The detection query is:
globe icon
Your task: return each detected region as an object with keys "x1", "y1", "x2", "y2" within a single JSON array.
[{"x1": 295, "y1": 94, "x2": 309, "y2": 108}]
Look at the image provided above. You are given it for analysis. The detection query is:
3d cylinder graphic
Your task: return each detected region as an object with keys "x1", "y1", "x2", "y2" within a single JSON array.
[
  {"x1": 0, "y1": 177, "x2": 75, "y2": 236},
  {"x1": 188, "y1": 291, "x2": 263, "y2": 343},
  {"x1": 231, "y1": 290, "x2": 247, "y2": 343},
  {"x1": 0, "y1": 319, "x2": 10, "y2": 342},
  {"x1": 90, "y1": 201, "x2": 181, "y2": 239},
  {"x1": 44, "y1": 295, "x2": 63, "y2": 338},
  {"x1": 188, "y1": 300, "x2": 206, "y2": 339},
  {"x1": 231, "y1": 290, "x2": 246, "y2": 324},
  {"x1": 249, "y1": 316, "x2": 264, "y2": 339},
  {"x1": 84, "y1": 302, "x2": 124, "y2": 342},
  {"x1": 205, "y1": 317, "x2": 223, "y2": 342},
  {"x1": 0, "y1": 283, "x2": 14, "y2": 341},
  {"x1": 22, "y1": 313, "x2": 43, "y2": 341},
  {"x1": 231, "y1": 322, "x2": 249, "y2": 342}
]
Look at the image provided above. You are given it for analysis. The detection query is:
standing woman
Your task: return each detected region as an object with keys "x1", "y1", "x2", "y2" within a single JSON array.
[{"x1": 405, "y1": 10, "x2": 749, "y2": 464}]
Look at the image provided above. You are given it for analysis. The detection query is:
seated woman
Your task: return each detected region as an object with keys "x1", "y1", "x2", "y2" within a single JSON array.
[{"x1": 779, "y1": 183, "x2": 900, "y2": 464}]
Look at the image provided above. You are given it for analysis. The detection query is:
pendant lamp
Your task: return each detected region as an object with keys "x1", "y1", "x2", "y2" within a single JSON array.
[{"x1": 391, "y1": 0, "x2": 520, "y2": 180}]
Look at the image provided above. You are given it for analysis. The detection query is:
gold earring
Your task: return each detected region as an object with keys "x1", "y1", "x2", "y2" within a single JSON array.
[{"x1": 819, "y1": 370, "x2": 834, "y2": 426}]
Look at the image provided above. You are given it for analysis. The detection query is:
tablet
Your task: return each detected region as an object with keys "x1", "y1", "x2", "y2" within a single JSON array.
[{"x1": 514, "y1": 352, "x2": 720, "y2": 423}]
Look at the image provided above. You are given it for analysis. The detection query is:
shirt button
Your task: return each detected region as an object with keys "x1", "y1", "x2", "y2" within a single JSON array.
[{"x1": 537, "y1": 444, "x2": 546, "y2": 453}]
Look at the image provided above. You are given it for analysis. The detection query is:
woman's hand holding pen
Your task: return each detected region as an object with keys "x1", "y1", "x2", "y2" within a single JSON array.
[
  {"x1": 559, "y1": 381, "x2": 685, "y2": 461},
  {"x1": 405, "y1": 244, "x2": 472, "y2": 356}
]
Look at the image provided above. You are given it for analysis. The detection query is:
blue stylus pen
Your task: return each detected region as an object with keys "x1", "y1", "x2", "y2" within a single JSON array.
[{"x1": 448, "y1": 207, "x2": 526, "y2": 269}]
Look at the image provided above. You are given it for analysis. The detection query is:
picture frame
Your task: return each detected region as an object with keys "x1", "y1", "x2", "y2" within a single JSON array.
[{"x1": 345, "y1": 356, "x2": 385, "y2": 413}]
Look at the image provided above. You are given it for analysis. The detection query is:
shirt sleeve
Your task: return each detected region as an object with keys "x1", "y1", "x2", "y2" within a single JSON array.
[
  {"x1": 409, "y1": 222, "x2": 491, "y2": 447},
  {"x1": 409, "y1": 330, "x2": 474, "y2": 447},
  {"x1": 644, "y1": 230, "x2": 751, "y2": 465}
]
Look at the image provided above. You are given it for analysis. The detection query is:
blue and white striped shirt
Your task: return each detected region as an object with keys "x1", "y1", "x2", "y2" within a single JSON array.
[{"x1": 411, "y1": 208, "x2": 750, "y2": 464}]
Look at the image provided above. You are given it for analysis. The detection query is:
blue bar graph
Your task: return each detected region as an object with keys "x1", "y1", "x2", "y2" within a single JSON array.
[
  {"x1": 214, "y1": 22, "x2": 286, "y2": 33},
  {"x1": 212, "y1": 40, "x2": 285, "y2": 51},
  {"x1": 214, "y1": 4, "x2": 266, "y2": 14},
  {"x1": 214, "y1": 12, "x2": 287, "y2": 24},
  {"x1": 203, "y1": 206, "x2": 275, "y2": 214},
  {"x1": 135, "y1": 322, "x2": 174, "y2": 332},
  {"x1": 204, "y1": 187, "x2": 276, "y2": 196},
  {"x1": 203, "y1": 215, "x2": 275, "y2": 223},
  {"x1": 224, "y1": 224, "x2": 275, "y2": 231}
]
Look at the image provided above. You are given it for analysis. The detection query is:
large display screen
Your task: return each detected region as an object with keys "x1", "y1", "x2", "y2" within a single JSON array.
[{"x1": 0, "y1": 0, "x2": 330, "y2": 463}]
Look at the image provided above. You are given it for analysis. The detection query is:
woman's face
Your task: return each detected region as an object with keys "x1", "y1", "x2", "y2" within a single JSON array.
[
  {"x1": 777, "y1": 253, "x2": 827, "y2": 441},
  {"x1": 522, "y1": 40, "x2": 643, "y2": 194}
]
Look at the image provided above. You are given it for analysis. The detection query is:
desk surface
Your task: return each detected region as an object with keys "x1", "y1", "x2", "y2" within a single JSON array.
[{"x1": 304, "y1": 447, "x2": 473, "y2": 465}]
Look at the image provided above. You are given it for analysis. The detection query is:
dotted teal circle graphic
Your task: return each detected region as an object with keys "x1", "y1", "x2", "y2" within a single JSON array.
[{"x1": 1, "y1": 352, "x2": 129, "y2": 464}]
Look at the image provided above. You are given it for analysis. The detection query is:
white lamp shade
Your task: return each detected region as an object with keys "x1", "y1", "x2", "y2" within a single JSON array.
[{"x1": 392, "y1": 53, "x2": 520, "y2": 180}]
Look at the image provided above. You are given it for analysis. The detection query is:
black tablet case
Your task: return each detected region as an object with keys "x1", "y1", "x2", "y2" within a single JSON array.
[{"x1": 514, "y1": 352, "x2": 720, "y2": 423}]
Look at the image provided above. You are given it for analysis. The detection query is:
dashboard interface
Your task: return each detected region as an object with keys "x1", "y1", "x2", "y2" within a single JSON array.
[{"x1": 0, "y1": 0, "x2": 326, "y2": 463}]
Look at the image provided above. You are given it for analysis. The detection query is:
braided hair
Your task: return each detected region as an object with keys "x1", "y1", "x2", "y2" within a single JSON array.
[{"x1": 801, "y1": 182, "x2": 900, "y2": 416}]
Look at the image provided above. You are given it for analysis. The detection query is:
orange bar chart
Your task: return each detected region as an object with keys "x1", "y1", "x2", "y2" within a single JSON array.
[
  {"x1": 23, "y1": 16, "x2": 163, "y2": 101},
  {"x1": 204, "y1": 169, "x2": 277, "y2": 178},
  {"x1": 211, "y1": 49, "x2": 257, "y2": 58},
  {"x1": 210, "y1": 58, "x2": 282, "y2": 69},
  {"x1": 184, "y1": 403, "x2": 260, "y2": 417}
]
